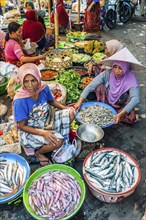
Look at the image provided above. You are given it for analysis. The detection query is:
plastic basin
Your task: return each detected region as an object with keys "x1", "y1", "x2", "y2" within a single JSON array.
[
  {"x1": 23, "y1": 164, "x2": 86, "y2": 220},
  {"x1": 0, "y1": 76, "x2": 9, "y2": 95},
  {"x1": 83, "y1": 148, "x2": 141, "y2": 203}
]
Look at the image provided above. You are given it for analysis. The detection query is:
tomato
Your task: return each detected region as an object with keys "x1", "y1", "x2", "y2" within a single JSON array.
[{"x1": 0, "y1": 130, "x2": 3, "y2": 135}]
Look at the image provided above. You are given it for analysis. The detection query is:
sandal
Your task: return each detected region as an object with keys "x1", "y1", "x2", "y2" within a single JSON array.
[{"x1": 28, "y1": 156, "x2": 52, "y2": 166}]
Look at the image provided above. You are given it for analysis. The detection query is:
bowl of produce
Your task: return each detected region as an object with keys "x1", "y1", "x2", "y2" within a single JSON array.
[
  {"x1": 79, "y1": 76, "x2": 94, "y2": 89},
  {"x1": 40, "y1": 69, "x2": 58, "y2": 81},
  {"x1": 65, "y1": 66, "x2": 87, "y2": 76},
  {"x1": 83, "y1": 148, "x2": 141, "y2": 203},
  {"x1": 76, "y1": 124, "x2": 104, "y2": 143},
  {"x1": 73, "y1": 54, "x2": 91, "y2": 65},
  {"x1": 84, "y1": 41, "x2": 105, "y2": 54},
  {"x1": 59, "y1": 41, "x2": 74, "y2": 49},
  {"x1": 0, "y1": 76, "x2": 9, "y2": 95},
  {"x1": 45, "y1": 49, "x2": 72, "y2": 71},
  {"x1": 66, "y1": 31, "x2": 86, "y2": 41},
  {"x1": 76, "y1": 101, "x2": 117, "y2": 128},
  {"x1": 92, "y1": 52, "x2": 106, "y2": 62},
  {"x1": 23, "y1": 164, "x2": 86, "y2": 220},
  {"x1": 0, "y1": 152, "x2": 30, "y2": 204}
]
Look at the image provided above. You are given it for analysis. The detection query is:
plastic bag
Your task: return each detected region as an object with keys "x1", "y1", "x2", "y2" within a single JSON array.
[
  {"x1": 52, "y1": 137, "x2": 76, "y2": 163},
  {"x1": 24, "y1": 39, "x2": 31, "y2": 50}
]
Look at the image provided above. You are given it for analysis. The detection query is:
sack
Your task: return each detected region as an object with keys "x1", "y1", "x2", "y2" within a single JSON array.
[{"x1": 44, "y1": 106, "x2": 55, "y2": 130}]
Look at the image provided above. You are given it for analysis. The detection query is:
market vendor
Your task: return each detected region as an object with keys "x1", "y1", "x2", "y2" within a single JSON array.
[
  {"x1": 88, "y1": 39, "x2": 124, "y2": 76},
  {"x1": 4, "y1": 22, "x2": 45, "y2": 67},
  {"x1": 22, "y1": 9, "x2": 46, "y2": 51},
  {"x1": 51, "y1": 0, "x2": 69, "y2": 34},
  {"x1": 13, "y1": 63, "x2": 75, "y2": 166},
  {"x1": 74, "y1": 48, "x2": 144, "y2": 124}
]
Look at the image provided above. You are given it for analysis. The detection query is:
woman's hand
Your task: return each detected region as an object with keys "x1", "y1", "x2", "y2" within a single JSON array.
[
  {"x1": 88, "y1": 63, "x2": 93, "y2": 76},
  {"x1": 114, "y1": 109, "x2": 127, "y2": 124},
  {"x1": 41, "y1": 130, "x2": 59, "y2": 146},
  {"x1": 74, "y1": 102, "x2": 81, "y2": 111}
]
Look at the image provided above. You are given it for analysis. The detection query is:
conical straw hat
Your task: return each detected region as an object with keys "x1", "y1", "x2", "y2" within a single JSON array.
[{"x1": 101, "y1": 47, "x2": 146, "y2": 71}]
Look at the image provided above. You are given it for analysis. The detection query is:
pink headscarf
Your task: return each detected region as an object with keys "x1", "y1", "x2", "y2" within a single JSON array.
[
  {"x1": 106, "y1": 40, "x2": 123, "y2": 56},
  {"x1": 13, "y1": 63, "x2": 46, "y2": 101},
  {"x1": 108, "y1": 61, "x2": 138, "y2": 105}
]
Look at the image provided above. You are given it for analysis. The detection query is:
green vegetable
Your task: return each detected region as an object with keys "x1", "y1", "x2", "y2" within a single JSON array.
[
  {"x1": 70, "y1": 120, "x2": 79, "y2": 130},
  {"x1": 57, "y1": 70, "x2": 81, "y2": 104},
  {"x1": 92, "y1": 52, "x2": 106, "y2": 62}
]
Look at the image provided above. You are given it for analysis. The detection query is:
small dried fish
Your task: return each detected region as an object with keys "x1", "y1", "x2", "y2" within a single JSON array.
[{"x1": 78, "y1": 104, "x2": 115, "y2": 127}]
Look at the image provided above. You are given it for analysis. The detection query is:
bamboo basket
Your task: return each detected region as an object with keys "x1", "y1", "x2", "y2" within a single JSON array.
[{"x1": 45, "y1": 50, "x2": 72, "y2": 71}]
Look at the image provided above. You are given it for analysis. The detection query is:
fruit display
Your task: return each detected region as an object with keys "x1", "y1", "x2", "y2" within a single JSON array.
[{"x1": 84, "y1": 41, "x2": 105, "y2": 54}]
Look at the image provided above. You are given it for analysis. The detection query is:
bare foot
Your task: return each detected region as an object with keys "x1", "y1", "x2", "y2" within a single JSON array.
[{"x1": 35, "y1": 151, "x2": 51, "y2": 166}]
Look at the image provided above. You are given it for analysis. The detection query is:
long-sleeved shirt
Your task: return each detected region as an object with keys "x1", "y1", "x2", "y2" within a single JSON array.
[{"x1": 81, "y1": 69, "x2": 140, "y2": 113}]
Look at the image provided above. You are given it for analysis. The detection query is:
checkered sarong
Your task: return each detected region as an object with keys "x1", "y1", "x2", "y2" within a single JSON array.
[{"x1": 54, "y1": 108, "x2": 70, "y2": 138}]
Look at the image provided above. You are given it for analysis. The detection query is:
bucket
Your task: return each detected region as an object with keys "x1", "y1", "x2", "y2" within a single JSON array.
[{"x1": 74, "y1": 22, "x2": 84, "y2": 31}]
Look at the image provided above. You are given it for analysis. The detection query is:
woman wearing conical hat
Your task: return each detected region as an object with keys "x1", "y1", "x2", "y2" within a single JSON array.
[{"x1": 74, "y1": 48, "x2": 145, "y2": 124}]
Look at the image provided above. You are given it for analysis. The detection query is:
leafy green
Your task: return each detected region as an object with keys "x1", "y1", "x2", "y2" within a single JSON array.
[{"x1": 57, "y1": 69, "x2": 81, "y2": 104}]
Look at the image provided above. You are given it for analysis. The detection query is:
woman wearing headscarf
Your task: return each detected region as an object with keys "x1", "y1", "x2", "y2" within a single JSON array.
[
  {"x1": 74, "y1": 48, "x2": 143, "y2": 124},
  {"x1": 4, "y1": 22, "x2": 45, "y2": 67},
  {"x1": 13, "y1": 63, "x2": 75, "y2": 166},
  {"x1": 88, "y1": 39, "x2": 124, "y2": 76},
  {"x1": 22, "y1": 9, "x2": 46, "y2": 50},
  {"x1": 51, "y1": 0, "x2": 69, "y2": 33}
]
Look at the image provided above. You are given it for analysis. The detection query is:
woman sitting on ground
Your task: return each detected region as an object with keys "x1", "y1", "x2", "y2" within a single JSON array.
[
  {"x1": 4, "y1": 22, "x2": 45, "y2": 67},
  {"x1": 74, "y1": 48, "x2": 143, "y2": 124},
  {"x1": 22, "y1": 9, "x2": 46, "y2": 51},
  {"x1": 88, "y1": 39, "x2": 124, "y2": 76},
  {"x1": 13, "y1": 63, "x2": 75, "y2": 166}
]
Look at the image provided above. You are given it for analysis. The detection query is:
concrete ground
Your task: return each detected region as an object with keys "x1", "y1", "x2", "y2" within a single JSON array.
[{"x1": 0, "y1": 9, "x2": 146, "y2": 220}]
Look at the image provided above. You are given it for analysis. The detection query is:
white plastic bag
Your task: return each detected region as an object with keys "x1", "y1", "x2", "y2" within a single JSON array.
[{"x1": 52, "y1": 137, "x2": 76, "y2": 163}]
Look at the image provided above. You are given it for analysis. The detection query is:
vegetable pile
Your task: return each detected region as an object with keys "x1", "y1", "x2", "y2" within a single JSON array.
[
  {"x1": 57, "y1": 69, "x2": 81, "y2": 104},
  {"x1": 73, "y1": 54, "x2": 91, "y2": 63}
]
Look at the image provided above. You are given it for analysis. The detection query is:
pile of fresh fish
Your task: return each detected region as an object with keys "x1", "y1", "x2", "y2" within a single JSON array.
[
  {"x1": 84, "y1": 150, "x2": 137, "y2": 193},
  {"x1": 0, "y1": 159, "x2": 26, "y2": 198},
  {"x1": 28, "y1": 171, "x2": 81, "y2": 219},
  {"x1": 78, "y1": 104, "x2": 115, "y2": 127}
]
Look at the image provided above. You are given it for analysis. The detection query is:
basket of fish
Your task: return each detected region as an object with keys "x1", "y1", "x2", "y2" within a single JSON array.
[
  {"x1": 83, "y1": 148, "x2": 141, "y2": 203},
  {"x1": 23, "y1": 164, "x2": 86, "y2": 220},
  {"x1": 0, "y1": 152, "x2": 30, "y2": 204},
  {"x1": 76, "y1": 102, "x2": 117, "y2": 128}
]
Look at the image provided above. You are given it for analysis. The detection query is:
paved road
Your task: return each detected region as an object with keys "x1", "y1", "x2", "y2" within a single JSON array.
[{"x1": 0, "y1": 16, "x2": 146, "y2": 220}]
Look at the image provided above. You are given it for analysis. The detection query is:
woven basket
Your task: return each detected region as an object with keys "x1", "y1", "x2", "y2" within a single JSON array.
[
  {"x1": 46, "y1": 82, "x2": 67, "y2": 105},
  {"x1": 45, "y1": 49, "x2": 72, "y2": 71}
]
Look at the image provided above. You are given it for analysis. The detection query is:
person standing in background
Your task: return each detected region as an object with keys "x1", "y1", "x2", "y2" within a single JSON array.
[
  {"x1": 140, "y1": 0, "x2": 146, "y2": 16},
  {"x1": 83, "y1": 0, "x2": 100, "y2": 33}
]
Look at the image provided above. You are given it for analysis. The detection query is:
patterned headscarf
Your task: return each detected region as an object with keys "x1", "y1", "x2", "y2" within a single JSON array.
[{"x1": 13, "y1": 63, "x2": 46, "y2": 101}]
